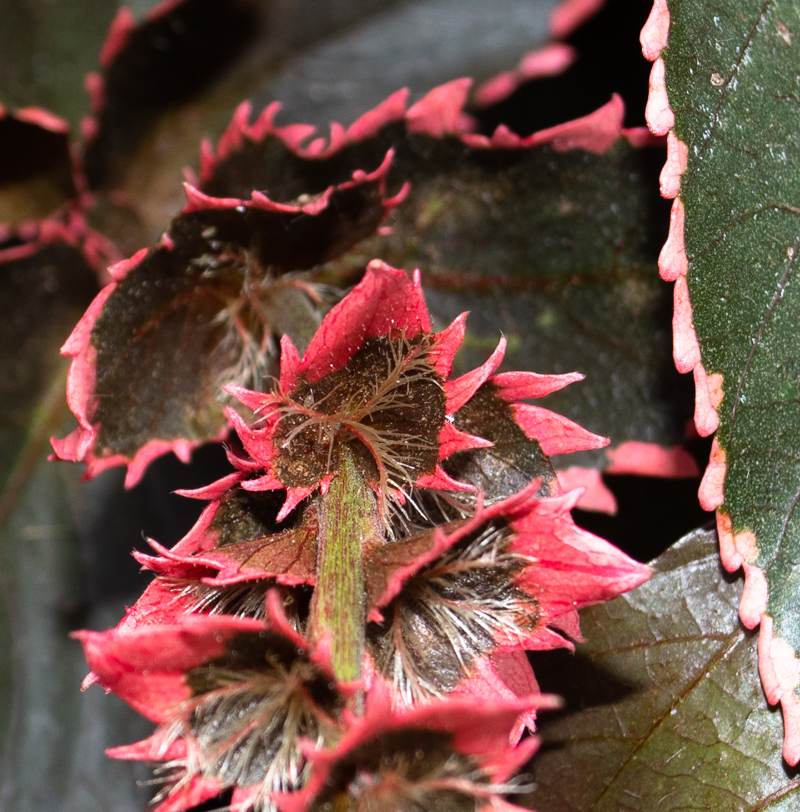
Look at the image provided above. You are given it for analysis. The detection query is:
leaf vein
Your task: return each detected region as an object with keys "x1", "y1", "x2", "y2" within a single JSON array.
[{"x1": 588, "y1": 629, "x2": 742, "y2": 808}]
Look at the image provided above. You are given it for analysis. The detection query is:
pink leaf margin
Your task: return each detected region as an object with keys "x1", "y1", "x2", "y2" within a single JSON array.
[
  {"x1": 83, "y1": 0, "x2": 204, "y2": 144},
  {"x1": 196, "y1": 77, "x2": 658, "y2": 189},
  {"x1": 473, "y1": 43, "x2": 577, "y2": 108},
  {"x1": 0, "y1": 106, "x2": 117, "y2": 274},
  {"x1": 49, "y1": 151, "x2": 400, "y2": 487},
  {"x1": 467, "y1": 0, "x2": 608, "y2": 117},
  {"x1": 550, "y1": 0, "x2": 606, "y2": 40},
  {"x1": 642, "y1": 0, "x2": 800, "y2": 765}
]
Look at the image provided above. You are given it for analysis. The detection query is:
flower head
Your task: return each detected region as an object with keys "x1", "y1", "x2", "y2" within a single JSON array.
[
  {"x1": 226, "y1": 261, "x2": 607, "y2": 522},
  {"x1": 77, "y1": 592, "x2": 345, "y2": 812},
  {"x1": 274, "y1": 684, "x2": 555, "y2": 812},
  {"x1": 363, "y1": 480, "x2": 650, "y2": 712}
]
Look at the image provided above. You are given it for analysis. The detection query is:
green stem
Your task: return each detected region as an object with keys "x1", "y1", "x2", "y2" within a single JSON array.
[{"x1": 309, "y1": 445, "x2": 381, "y2": 693}]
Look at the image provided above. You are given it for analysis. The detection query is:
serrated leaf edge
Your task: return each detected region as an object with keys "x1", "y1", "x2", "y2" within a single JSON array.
[{"x1": 641, "y1": 0, "x2": 800, "y2": 766}]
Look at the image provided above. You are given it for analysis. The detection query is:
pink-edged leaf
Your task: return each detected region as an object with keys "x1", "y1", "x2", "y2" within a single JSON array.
[
  {"x1": 82, "y1": 0, "x2": 262, "y2": 190},
  {"x1": 645, "y1": 0, "x2": 800, "y2": 764},
  {"x1": 128, "y1": 479, "x2": 309, "y2": 591},
  {"x1": 0, "y1": 106, "x2": 118, "y2": 275},
  {"x1": 185, "y1": 482, "x2": 288, "y2": 552},
  {"x1": 52, "y1": 158, "x2": 396, "y2": 485},
  {"x1": 194, "y1": 515, "x2": 319, "y2": 587},
  {"x1": 0, "y1": 228, "x2": 154, "y2": 810}
]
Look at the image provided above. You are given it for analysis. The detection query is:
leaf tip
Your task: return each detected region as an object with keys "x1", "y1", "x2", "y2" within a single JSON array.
[
  {"x1": 556, "y1": 467, "x2": 618, "y2": 514},
  {"x1": 406, "y1": 78, "x2": 473, "y2": 137}
]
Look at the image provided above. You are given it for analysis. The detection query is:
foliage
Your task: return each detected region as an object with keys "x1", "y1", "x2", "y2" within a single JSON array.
[
  {"x1": 643, "y1": 0, "x2": 800, "y2": 767},
  {"x1": 2, "y1": 0, "x2": 799, "y2": 810}
]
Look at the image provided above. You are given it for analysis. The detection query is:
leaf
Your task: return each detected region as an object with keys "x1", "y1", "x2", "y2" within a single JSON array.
[
  {"x1": 52, "y1": 157, "x2": 396, "y2": 485},
  {"x1": 189, "y1": 513, "x2": 320, "y2": 587},
  {"x1": 642, "y1": 0, "x2": 800, "y2": 762},
  {"x1": 523, "y1": 528, "x2": 800, "y2": 812},
  {"x1": 84, "y1": 0, "x2": 575, "y2": 243},
  {"x1": 82, "y1": 0, "x2": 264, "y2": 189}
]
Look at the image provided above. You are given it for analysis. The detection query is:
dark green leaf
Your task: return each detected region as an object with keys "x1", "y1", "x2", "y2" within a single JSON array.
[
  {"x1": 62, "y1": 170, "x2": 394, "y2": 481},
  {"x1": 524, "y1": 528, "x2": 800, "y2": 811},
  {"x1": 660, "y1": 0, "x2": 800, "y2": 759}
]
